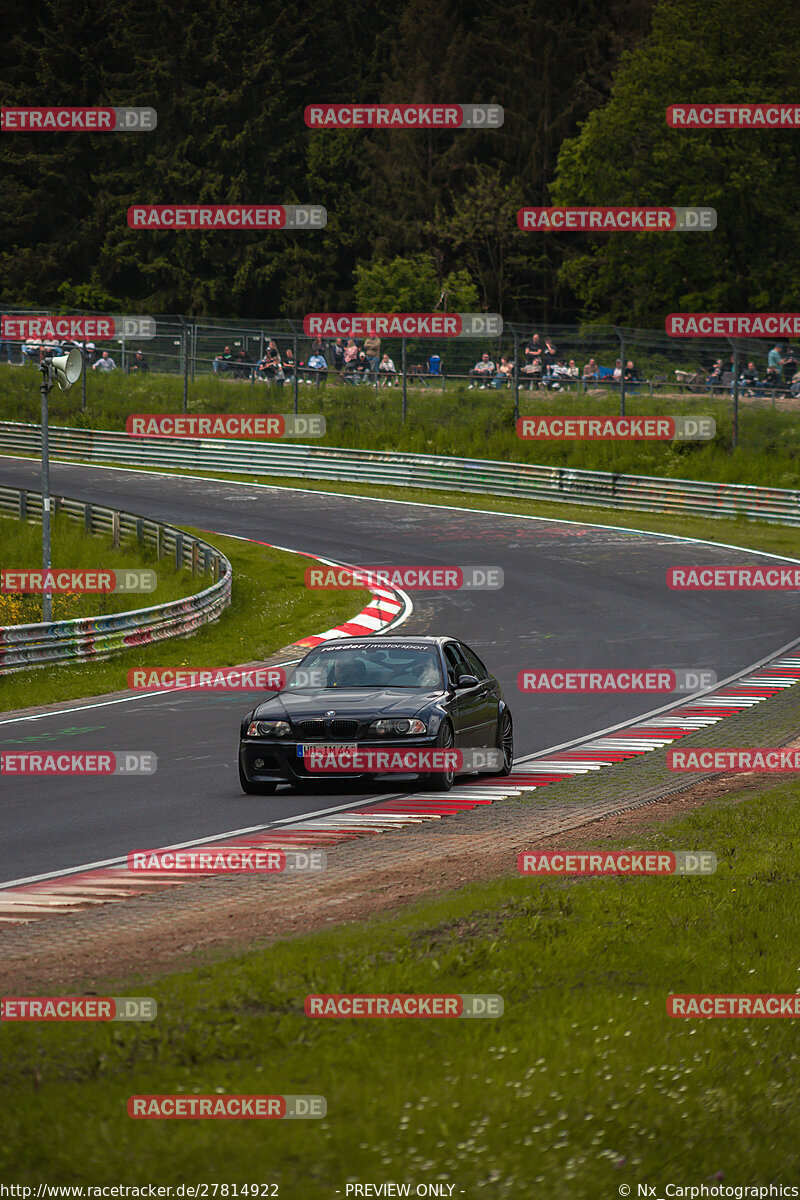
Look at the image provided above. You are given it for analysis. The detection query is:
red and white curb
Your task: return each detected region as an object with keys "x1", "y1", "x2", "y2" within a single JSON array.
[
  {"x1": 293, "y1": 583, "x2": 406, "y2": 648},
  {"x1": 2, "y1": 657, "x2": 799, "y2": 923}
]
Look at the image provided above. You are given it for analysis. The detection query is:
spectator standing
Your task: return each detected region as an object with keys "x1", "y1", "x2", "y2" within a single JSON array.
[
  {"x1": 332, "y1": 338, "x2": 345, "y2": 377},
  {"x1": 363, "y1": 333, "x2": 381, "y2": 381},
  {"x1": 343, "y1": 338, "x2": 359, "y2": 382},
  {"x1": 543, "y1": 338, "x2": 558, "y2": 379},
  {"x1": 92, "y1": 351, "x2": 116, "y2": 372},
  {"x1": 524, "y1": 334, "x2": 542, "y2": 374},
  {"x1": 130, "y1": 351, "x2": 149, "y2": 374},
  {"x1": 282, "y1": 348, "x2": 295, "y2": 383}
]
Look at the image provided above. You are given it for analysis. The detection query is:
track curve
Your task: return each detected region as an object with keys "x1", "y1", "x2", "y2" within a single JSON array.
[{"x1": 1, "y1": 455, "x2": 798, "y2": 884}]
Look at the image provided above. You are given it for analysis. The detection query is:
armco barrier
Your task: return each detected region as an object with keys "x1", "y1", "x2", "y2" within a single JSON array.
[
  {"x1": 0, "y1": 485, "x2": 231, "y2": 673},
  {"x1": 1, "y1": 420, "x2": 800, "y2": 526}
]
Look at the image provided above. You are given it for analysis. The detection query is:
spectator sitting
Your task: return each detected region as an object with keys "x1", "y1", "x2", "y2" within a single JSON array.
[
  {"x1": 582, "y1": 358, "x2": 599, "y2": 380},
  {"x1": 233, "y1": 347, "x2": 252, "y2": 380},
  {"x1": 22, "y1": 337, "x2": 42, "y2": 365},
  {"x1": 468, "y1": 352, "x2": 496, "y2": 388},
  {"x1": 92, "y1": 350, "x2": 117, "y2": 372},
  {"x1": 257, "y1": 340, "x2": 281, "y2": 381},
  {"x1": 377, "y1": 352, "x2": 397, "y2": 386},
  {"x1": 739, "y1": 361, "x2": 759, "y2": 391},
  {"x1": 566, "y1": 359, "x2": 579, "y2": 379},
  {"x1": 623, "y1": 360, "x2": 639, "y2": 382},
  {"x1": 612, "y1": 359, "x2": 622, "y2": 382},
  {"x1": 782, "y1": 346, "x2": 798, "y2": 386},
  {"x1": 706, "y1": 359, "x2": 723, "y2": 387},
  {"x1": 212, "y1": 345, "x2": 234, "y2": 375},
  {"x1": 130, "y1": 351, "x2": 149, "y2": 374},
  {"x1": 307, "y1": 350, "x2": 328, "y2": 385},
  {"x1": 353, "y1": 351, "x2": 371, "y2": 383},
  {"x1": 492, "y1": 356, "x2": 514, "y2": 388}
]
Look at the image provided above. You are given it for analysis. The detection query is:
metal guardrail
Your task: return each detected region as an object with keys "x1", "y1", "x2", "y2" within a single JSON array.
[
  {"x1": 0, "y1": 483, "x2": 232, "y2": 673},
  {"x1": 1, "y1": 420, "x2": 799, "y2": 527}
]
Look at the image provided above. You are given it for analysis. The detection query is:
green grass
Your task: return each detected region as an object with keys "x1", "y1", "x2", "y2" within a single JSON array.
[
  {"x1": 0, "y1": 513, "x2": 208, "y2": 627},
  {"x1": 3, "y1": 362, "x2": 800, "y2": 487},
  {"x1": 2, "y1": 780, "x2": 799, "y2": 1192},
  {"x1": 0, "y1": 528, "x2": 369, "y2": 712}
]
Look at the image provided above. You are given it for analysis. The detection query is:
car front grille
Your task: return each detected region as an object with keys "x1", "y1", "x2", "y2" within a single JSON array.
[
  {"x1": 329, "y1": 719, "x2": 359, "y2": 738},
  {"x1": 298, "y1": 719, "x2": 326, "y2": 739},
  {"x1": 296, "y1": 718, "x2": 361, "y2": 740}
]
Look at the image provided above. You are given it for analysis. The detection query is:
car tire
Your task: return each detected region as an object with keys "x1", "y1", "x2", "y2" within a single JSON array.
[
  {"x1": 426, "y1": 722, "x2": 455, "y2": 792},
  {"x1": 484, "y1": 710, "x2": 513, "y2": 776},
  {"x1": 238, "y1": 760, "x2": 278, "y2": 795}
]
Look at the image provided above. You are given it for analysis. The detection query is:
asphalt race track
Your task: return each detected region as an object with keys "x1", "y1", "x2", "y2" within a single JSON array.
[{"x1": 1, "y1": 455, "x2": 798, "y2": 884}]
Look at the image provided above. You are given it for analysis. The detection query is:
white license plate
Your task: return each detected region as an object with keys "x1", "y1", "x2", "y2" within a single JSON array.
[{"x1": 297, "y1": 743, "x2": 360, "y2": 757}]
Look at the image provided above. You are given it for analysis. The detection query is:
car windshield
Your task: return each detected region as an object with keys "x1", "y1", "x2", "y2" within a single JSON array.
[{"x1": 286, "y1": 645, "x2": 444, "y2": 690}]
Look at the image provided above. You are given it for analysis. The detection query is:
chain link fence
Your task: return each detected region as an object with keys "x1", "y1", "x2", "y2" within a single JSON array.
[{"x1": 2, "y1": 308, "x2": 799, "y2": 446}]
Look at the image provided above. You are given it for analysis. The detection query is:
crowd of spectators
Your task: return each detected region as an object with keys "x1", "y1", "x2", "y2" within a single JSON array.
[
  {"x1": 4, "y1": 319, "x2": 800, "y2": 399},
  {"x1": 0, "y1": 333, "x2": 151, "y2": 376}
]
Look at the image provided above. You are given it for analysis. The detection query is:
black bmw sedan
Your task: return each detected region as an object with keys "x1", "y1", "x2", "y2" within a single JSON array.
[{"x1": 238, "y1": 635, "x2": 513, "y2": 795}]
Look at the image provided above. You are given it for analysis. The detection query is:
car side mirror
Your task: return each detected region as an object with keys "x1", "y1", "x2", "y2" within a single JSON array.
[{"x1": 456, "y1": 673, "x2": 479, "y2": 689}]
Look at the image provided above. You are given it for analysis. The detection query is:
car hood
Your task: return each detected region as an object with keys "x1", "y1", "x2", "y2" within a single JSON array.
[{"x1": 252, "y1": 689, "x2": 443, "y2": 720}]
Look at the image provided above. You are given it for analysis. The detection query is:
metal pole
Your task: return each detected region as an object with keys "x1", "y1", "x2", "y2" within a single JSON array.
[
  {"x1": 191, "y1": 323, "x2": 197, "y2": 382},
  {"x1": 39, "y1": 365, "x2": 52, "y2": 623},
  {"x1": 618, "y1": 330, "x2": 626, "y2": 416},
  {"x1": 732, "y1": 344, "x2": 739, "y2": 450},
  {"x1": 513, "y1": 329, "x2": 520, "y2": 423},
  {"x1": 183, "y1": 329, "x2": 189, "y2": 413},
  {"x1": 81, "y1": 345, "x2": 87, "y2": 413},
  {"x1": 293, "y1": 333, "x2": 299, "y2": 414},
  {"x1": 402, "y1": 338, "x2": 407, "y2": 421}
]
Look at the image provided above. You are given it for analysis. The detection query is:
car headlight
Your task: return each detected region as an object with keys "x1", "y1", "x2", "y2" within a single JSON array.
[
  {"x1": 247, "y1": 720, "x2": 292, "y2": 737},
  {"x1": 369, "y1": 718, "x2": 427, "y2": 736}
]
